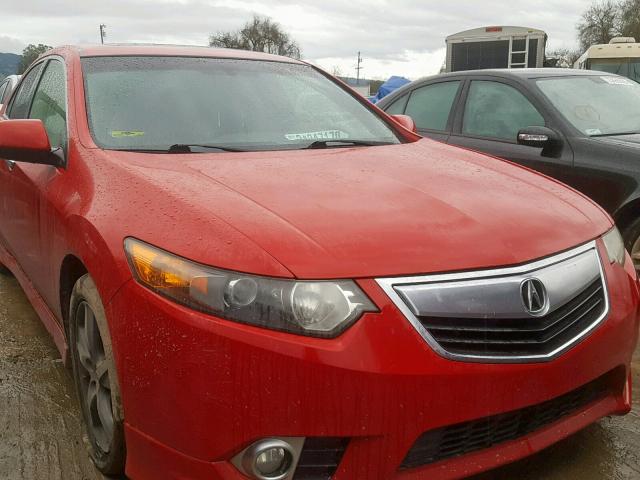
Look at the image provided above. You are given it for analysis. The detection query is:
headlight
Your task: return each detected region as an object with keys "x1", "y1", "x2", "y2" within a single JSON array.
[
  {"x1": 124, "y1": 238, "x2": 377, "y2": 337},
  {"x1": 602, "y1": 227, "x2": 625, "y2": 265}
]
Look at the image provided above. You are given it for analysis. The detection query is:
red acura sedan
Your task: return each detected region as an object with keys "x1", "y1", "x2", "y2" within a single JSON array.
[{"x1": 0, "y1": 45, "x2": 637, "y2": 480}]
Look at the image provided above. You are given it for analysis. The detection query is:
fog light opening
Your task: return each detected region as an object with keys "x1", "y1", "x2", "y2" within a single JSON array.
[{"x1": 242, "y1": 439, "x2": 295, "y2": 480}]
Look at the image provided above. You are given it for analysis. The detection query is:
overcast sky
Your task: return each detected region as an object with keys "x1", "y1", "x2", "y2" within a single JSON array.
[{"x1": 0, "y1": 0, "x2": 591, "y2": 79}]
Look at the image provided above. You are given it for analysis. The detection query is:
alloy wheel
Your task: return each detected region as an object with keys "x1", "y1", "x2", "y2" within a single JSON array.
[{"x1": 75, "y1": 300, "x2": 115, "y2": 454}]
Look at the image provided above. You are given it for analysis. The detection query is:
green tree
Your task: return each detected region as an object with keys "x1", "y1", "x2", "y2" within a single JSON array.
[
  {"x1": 18, "y1": 44, "x2": 52, "y2": 74},
  {"x1": 209, "y1": 15, "x2": 301, "y2": 59},
  {"x1": 577, "y1": 1, "x2": 620, "y2": 50}
]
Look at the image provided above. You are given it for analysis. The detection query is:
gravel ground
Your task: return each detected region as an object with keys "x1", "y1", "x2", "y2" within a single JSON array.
[{"x1": 0, "y1": 272, "x2": 638, "y2": 480}]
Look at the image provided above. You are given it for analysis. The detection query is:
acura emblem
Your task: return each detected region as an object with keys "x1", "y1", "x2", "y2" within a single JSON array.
[{"x1": 521, "y1": 278, "x2": 548, "y2": 316}]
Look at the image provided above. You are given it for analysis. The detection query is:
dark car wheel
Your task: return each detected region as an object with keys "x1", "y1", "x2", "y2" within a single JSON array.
[
  {"x1": 622, "y1": 217, "x2": 640, "y2": 271},
  {"x1": 69, "y1": 274, "x2": 126, "y2": 475},
  {"x1": 0, "y1": 260, "x2": 11, "y2": 275}
]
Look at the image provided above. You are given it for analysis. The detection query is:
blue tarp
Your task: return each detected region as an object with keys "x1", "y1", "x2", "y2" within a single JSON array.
[{"x1": 370, "y1": 76, "x2": 411, "y2": 103}]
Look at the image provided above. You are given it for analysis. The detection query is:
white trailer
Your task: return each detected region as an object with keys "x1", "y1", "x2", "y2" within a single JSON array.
[{"x1": 445, "y1": 26, "x2": 547, "y2": 73}]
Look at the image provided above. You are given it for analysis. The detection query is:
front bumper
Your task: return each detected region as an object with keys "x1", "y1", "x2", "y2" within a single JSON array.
[{"x1": 106, "y1": 241, "x2": 639, "y2": 480}]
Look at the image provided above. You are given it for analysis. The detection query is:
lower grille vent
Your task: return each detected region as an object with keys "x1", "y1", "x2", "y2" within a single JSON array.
[
  {"x1": 401, "y1": 371, "x2": 615, "y2": 469},
  {"x1": 294, "y1": 437, "x2": 349, "y2": 479}
]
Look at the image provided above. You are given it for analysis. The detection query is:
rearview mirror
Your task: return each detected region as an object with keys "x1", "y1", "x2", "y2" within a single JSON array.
[
  {"x1": 0, "y1": 119, "x2": 64, "y2": 167},
  {"x1": 517, "y1": 126, "x2": 560, "y2": 149},
  {"x1": 391, "y1": 114, "x2": 418, "y2": 133}
]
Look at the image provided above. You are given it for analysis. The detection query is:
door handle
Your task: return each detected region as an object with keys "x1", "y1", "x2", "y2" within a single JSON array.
[{"x1": 4, "y1": 159, "x2": 15, "y2": 171}]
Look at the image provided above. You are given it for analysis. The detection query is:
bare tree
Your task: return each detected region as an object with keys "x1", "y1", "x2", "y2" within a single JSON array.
[
  {"x1": 209, "y1": 15, "x2": 301, "y2": 59},
  {"x1": 545, "y1": 48, "x2": 583, "y2": 68},
  {"x1": 577, "y1": 1, "x2": 621, "y2": 50},
  {"x1": 619, "y1": 0, "x2": 640, "y2": 40}
]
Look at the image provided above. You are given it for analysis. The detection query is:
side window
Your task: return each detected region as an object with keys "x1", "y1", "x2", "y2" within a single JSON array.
[
  {"x1": 8, "y1": 63, "x2": 44, "y2": 119},
  {"x1": 29, "y1": 61, "x2": 67, "y2": 150},
  {"x1": 404, "y1": 81, "x2": 461, "y2": 131},
  {"x1": 463, "y1": 81, "x2": 545, "y2": 141},
  {"x1": 384, "y1": 95, "x2": 409, "y2": 115}
]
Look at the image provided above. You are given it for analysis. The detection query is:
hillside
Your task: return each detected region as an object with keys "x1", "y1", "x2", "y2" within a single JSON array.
[{"x1": 0, "y1": 53, "x2": 20, "y2": 79}]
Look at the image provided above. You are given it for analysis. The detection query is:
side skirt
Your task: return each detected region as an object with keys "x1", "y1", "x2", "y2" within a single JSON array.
[{"x1": 0, "y1": 241, "x2": 68, "y2": 363}]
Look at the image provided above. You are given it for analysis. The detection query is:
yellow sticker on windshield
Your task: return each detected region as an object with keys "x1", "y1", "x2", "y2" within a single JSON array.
[{"x1": 111, "y1": 130, "x2": 145, "y2": 138}]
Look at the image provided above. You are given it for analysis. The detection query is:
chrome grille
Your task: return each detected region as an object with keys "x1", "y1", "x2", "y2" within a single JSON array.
[
  {"x1": 420, "y1": 278, "x2": 604, "y2": 357},
  {"x1": 377, "y1": 242, "x2": 609, "y2": 362}
]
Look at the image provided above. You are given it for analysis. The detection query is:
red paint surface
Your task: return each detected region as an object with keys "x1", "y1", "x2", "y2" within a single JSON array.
[{"x1": 0, "y1": 45, "x2": 637, "y2": 480}]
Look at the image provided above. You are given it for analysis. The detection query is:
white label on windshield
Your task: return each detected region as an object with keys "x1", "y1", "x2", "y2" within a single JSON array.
[
  {"x1": 601, "y1": 76, "x2": 634, "y2": 86},
  {"x1": 586, "y1": 128, "x2": 602, "y2": 135},
  {"x1": 285, "y1": 130, "x2": 349, "y2": 141}
]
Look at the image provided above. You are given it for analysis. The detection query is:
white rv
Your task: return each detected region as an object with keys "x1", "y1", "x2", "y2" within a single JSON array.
[{"x1": 574, "y1": 37, "x2": 640, "y2": 83}]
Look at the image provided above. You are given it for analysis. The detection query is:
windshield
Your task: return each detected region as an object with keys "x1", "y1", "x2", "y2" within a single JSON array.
[
  {"x1": 536, "y1": 75, "x2": 640, "y2": 136},
  {"x1": 589, "y1": 58, "x2": 640, "y2": 83},
  {"x1": 81, "y1": 56, "x2": 400, "y2": 152}
]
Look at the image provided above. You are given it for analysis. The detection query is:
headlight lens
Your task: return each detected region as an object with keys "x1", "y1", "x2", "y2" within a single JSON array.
[
  {"x1": 602, "y1": 227, "x2": 626, "y2": 265},
  {"x1": 124, "y1": 238, "x2": 377, "y2": 337}
]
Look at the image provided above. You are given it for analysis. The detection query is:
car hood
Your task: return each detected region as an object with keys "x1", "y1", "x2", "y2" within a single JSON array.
[
  {"x1": 109, "y1": 139, "x2": 611, "y2": 279},
  {"x1": 592, "y1": 133, "x2": 640, "y2": 149}
]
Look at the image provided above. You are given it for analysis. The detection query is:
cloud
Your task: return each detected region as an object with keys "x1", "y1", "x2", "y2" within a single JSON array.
[
  {"x1": 314, "y1": 48, "x2": 447, "y2": 81},
  {"x1": 0, "y1": 35, "x2": 25, "y2": 54},
  {"x1": 0, "y1": 0, "x2": 590, "y2": 77}
]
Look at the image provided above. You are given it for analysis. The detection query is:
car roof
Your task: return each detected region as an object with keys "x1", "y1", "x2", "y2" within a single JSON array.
[
  {"x1": 48, "y1": 44, "x2": 304, "y2": 64},
  {"x1": 376, "y1": 68, "x2": 612, "y2": 107},
  {"x1": 416, "y1": 68, "x2": 608, "y2": 83}
]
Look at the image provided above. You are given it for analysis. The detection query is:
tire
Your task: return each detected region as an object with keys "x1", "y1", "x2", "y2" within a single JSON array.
[
  {"x1": 621, "y1": 217, "x2": 640, "y2": 271},
  {"x1": 69, "y1": 274, "x2": 126, "y2": 475},
  {"x1": 0, "y1": 260, "x2": 11, "y2": 275}
]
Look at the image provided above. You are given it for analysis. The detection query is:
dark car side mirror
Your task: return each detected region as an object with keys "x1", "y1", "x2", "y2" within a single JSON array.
[
  {"x1": 0, "y1": 119, "x2": 64, "y2": 167},
  {"x1": 517, "y1": 126, "x2": 561, "y2": 149},
  {"x1": 391, "y1": 114, "x2": 418, "y2": 133}
]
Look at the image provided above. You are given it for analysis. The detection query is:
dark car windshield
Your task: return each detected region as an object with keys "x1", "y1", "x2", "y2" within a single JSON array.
[
  {"x1": 81, "y1": 56, "x2": 400, "y2": 152},
  {"x1": 536, "y1": 75, "x2": 640, "y2": 136}
]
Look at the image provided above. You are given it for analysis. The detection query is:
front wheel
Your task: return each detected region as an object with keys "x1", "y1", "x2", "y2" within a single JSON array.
[
  {"x1": 622, "y1": 217, "x2": 640, "y2": 271},
  {"x1": 69, "y1": 274, "x2": 126, "y2": 475},
  {"x1": 0, "y1": 260, "x2": 11, "y2": 275}
]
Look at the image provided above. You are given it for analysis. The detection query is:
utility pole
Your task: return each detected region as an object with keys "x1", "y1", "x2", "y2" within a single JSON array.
[
  {"x1": 99, "y1": 24, "x2": 107, "y2": 45},
  {"x1": 356, "y1": 51, "x2": 363, "y2": 85}
]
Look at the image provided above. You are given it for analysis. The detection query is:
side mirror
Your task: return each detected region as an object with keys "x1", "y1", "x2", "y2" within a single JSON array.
[
  {"x1": 0, "y1": 119, "x2": 64, "y2": 167},
  {"x1": 517, "y1": 126, "x2": 561, "y2": 149},
  {"x1": 391, "y1": 114, "x2": 418, "y2": 133}
]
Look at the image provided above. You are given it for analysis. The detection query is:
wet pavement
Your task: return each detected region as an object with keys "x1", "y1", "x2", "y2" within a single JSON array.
[
  {"x1": 0, "y1": 273, "x2": 103, "y2": 480},
  {"x1": 0, "y1": 271, "x2": 638, "y2": 480}
]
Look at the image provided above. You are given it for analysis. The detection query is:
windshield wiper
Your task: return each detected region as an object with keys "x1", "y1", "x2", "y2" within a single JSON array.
[
  {"x1": 590, "y1": 131, "x2": 640, "y2": 137},
  {"x1": 303, "y1": 139, "x2": 395, "y2": 149},
  {"x1": 167, "y1": 144, "x2": 246, "y2": 153},
  {"x1": 112, "y1": 144, "x2": 246, "y2": 153}
]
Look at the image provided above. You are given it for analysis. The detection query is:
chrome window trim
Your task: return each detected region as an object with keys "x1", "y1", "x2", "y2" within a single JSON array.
[{"x1": 376, "y1": 241, "x2": 609, "y2": 363}]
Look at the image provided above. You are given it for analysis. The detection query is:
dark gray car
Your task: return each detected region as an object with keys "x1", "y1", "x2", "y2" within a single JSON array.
[{"x1": 378, "y1": 69, "x2": 640, "y2": 268}]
